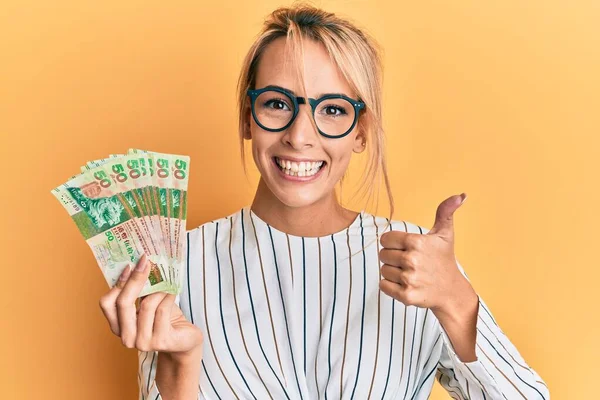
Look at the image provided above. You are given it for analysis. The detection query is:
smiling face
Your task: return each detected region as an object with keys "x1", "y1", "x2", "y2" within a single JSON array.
[{"x1": 244, "y1": 36, "x2": 366, "y2": 209}]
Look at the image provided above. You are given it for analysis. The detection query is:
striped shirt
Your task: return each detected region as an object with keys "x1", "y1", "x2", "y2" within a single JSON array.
[{"x1": 139, "y1": 205, "x2": 550, "y2": 399}]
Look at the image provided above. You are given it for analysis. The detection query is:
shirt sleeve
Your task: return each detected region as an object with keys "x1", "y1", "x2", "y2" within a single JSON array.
[
  {"x1": 138, "y1": 347, "x2": 161, "y2": 400},
  {"x1": 435, "y1": 258, "x2": 550, "y2": 399}
]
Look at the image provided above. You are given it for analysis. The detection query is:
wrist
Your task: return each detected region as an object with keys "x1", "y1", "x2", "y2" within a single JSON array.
[
  {"x1": 433, "y1": 283, "x2": 478, "y2": 324},
  {"x1": 162, "y1": 344, "x2": 203, "y2": 367},
  {"x1": 156, "y1": 344, "x2": 203, "y2": 400}
]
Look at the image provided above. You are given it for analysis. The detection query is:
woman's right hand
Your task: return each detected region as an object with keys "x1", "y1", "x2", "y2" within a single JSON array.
[{"x1": 99, "y1": 253, "x2": 203, "y2": 360}]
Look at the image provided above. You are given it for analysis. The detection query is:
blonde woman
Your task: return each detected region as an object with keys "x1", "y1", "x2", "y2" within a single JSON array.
[{"x1": 99, "y1": 4, "x2": 549, "y2": 399}]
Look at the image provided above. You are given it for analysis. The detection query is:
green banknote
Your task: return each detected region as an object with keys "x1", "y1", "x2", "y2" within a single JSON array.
[
  {"x1": 51, "y1": 149, "x2": 190, "y2": 297},
  {"x1": 80, "y1": 154, "x2": 171, "y2": 293},
  {"x1": 128, "y1": 149, "x2": 190, "y2": 293}
]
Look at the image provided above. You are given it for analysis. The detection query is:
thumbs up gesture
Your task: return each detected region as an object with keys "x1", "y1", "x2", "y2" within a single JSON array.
[{"x1": 378, "y1": 193, "x2": 475, "y2": 316}]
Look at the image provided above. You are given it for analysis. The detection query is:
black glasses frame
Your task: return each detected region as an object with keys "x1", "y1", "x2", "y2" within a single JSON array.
[{"x1": 246, "y1": 86, "x2": 366, "y2": 139}]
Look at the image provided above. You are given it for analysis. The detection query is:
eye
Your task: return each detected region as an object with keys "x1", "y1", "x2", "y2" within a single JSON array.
[
  {"x1": 320, "y1": 104, "x2": 348, "y2": 117},
  {"x1": 264, "y1": 98, "x2": 292, "y2": 111}
]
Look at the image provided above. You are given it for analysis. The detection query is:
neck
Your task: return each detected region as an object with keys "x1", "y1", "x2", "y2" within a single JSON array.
[{"x1": 250, "y1": 178, "x2": 357, "y2": 237}]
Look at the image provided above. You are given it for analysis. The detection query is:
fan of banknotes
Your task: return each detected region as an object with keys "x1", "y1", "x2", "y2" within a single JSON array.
[{"x1": 51, "y1": 148, "x2": 190, "y2": 297}]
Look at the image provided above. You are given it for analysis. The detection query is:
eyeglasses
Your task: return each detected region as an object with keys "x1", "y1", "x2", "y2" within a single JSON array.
[{"x1": 247, "y1": 86, "x2": 366, "y2": 139}]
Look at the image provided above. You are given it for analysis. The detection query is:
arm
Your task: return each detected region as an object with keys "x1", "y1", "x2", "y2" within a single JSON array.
[
  {"x1": 139, "y1": 348, "x2": 203, "y2": 400},
  {"x1": 157, "y1": 347, "x2": 203, "y2": 399},
  {"x1": 138, "y1": 294, "x2": 203, "y2": 400},
  {"x1": 140, "y1": 231, "x2": 205, "y2": 400},
  {"x1": 435, "y1": 260, "x2": 550, "y2": 399}
]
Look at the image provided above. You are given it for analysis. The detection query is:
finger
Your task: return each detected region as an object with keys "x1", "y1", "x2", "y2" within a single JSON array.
[
  {"x1": 117, "y1": 254, "x2": 150, "y2": 347},
  {"x1": 381, "y1": 249, "x2": 419, "y2": 270},
  {"x1": 115, "y1": 264, "x2": 132, "y2": 290},
  {"x1": 153, "y1": 294, "x2": 177, "y2": 348},
  {"x1": 380, "y1": 264, "x2": 406, "y2": 285},
  {"x1": 99, "y1": 264, "x2": 132, "y2": 336},
  {"x1": 120, "y1": 253, "x2": 151, "y2": 299},
  {"x1": 378, "y1": 248, "x2": 406, "y2": 266},
  {"x1": 380, "y1": 230, "x2": 410, "y2": 250},
  {"x1": 136, "y1": 292, "x2": 168, "y2": 351},
  {"x1": 429, "y1": 193, "x2": 465, "y2": 238},
  {"x1": 379, "y1": 278, "x2": 408, "y2": 303},
  {"x1": 380, "y1": 278, "x2": 421, "y2": 307}
]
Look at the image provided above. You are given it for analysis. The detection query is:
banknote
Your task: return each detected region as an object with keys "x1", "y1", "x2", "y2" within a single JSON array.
[
  {"x1": 51, "y1": 149, "x2": 190, "y2": 297},
  {"x1": 81, "y1": 154, "x2": 171, "y2": 290},
  {"x1": 128, "y1": 149, "x2": 190, "y2": 292}
]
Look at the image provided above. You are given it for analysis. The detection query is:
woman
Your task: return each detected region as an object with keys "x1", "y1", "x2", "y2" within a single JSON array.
[{"x1": 99, "y1": 4, "x2": 549, "y2": 399}]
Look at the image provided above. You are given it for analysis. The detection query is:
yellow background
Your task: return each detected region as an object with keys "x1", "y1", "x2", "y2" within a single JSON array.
[{"x1": 1, "y1": 0, "x2": 598, "y2": 398}]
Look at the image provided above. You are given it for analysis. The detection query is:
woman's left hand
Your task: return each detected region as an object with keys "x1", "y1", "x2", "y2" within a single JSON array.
[{"x1": 378, "y1": 193, "x2": 475, "y2": 315}]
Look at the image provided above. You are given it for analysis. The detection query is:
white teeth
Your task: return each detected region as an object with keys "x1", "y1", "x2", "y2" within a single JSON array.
[{"x1": 276, "y1": 157, "x2": 324, "y2": 177}]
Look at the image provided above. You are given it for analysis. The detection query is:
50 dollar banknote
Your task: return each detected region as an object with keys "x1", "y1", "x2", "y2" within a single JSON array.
[{"x1": 51, "y1": 149, "x2": 190, "y2": 297}]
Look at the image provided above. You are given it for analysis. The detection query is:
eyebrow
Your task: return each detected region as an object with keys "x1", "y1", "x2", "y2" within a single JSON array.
[{"x1": 264, "y1": 84, "x2": 351, "y2": 99}]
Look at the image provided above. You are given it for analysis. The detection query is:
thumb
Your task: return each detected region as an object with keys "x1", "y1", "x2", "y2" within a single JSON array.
[{"x1": 428, "y1": 193, "x2": 467, "y2": 238}]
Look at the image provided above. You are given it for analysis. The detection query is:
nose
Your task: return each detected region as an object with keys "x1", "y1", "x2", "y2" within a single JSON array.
[{"x1": 281, "y1": 106, "x2": 319, "y2": 149}]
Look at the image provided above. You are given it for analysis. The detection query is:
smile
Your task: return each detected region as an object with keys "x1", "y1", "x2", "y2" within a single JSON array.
[{"x1": 272, "y1": 157, "x2": 327, "y2": 181}]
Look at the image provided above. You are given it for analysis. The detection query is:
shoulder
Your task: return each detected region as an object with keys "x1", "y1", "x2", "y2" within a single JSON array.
[
  {"x1": 185, "y1": 206, "x2": 245, "y2": 240},
  {"x1": 362, "y1": 211, "x2": 430, "y2": 235}
]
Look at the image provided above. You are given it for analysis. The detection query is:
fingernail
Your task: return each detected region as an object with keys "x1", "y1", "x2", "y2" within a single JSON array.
[
  {"x1": 119, "y1": 264, "x2": 132, "y2": 281},
  {"x1": 135, "y1": 254, "x2": 147, "y2": 272},
  {"x1": 459, "y1": 193, "x2": 467, "y2": 205}
]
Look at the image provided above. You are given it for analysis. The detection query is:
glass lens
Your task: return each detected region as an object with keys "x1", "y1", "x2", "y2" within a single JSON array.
[
  {"x1": 254, "y1": 90, "x2": 295, "y2": 130},
  {"x1": 314, "y1": 97, "x2": 356, "y2": 136}
]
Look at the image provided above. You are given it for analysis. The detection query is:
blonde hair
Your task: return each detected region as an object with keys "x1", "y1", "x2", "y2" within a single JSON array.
[{"x1": 236, "y1": 2, "x2": 395, "y2": 257}]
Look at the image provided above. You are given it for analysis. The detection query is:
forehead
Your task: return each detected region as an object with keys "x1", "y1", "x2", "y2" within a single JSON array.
[{"x1": 255, "y1": 36, "x2": 355, "y2": 98}]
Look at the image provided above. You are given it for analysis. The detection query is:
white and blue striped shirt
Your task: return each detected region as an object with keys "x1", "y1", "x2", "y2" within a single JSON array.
[{"x1": 139, "y1": 205, "x2": 549, "y2": 399}]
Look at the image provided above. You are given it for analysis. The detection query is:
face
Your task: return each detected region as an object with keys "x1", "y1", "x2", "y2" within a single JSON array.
[{"x1": 244, "y1": 36, "x2": 366, "y2": 208}]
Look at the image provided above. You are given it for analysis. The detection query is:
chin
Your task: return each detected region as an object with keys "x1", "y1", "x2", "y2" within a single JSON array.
[{"x1": 274, "y1": 191, "x2": 320, "y2": 208}]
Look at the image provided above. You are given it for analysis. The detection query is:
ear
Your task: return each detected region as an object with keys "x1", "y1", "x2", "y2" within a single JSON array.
[
  {"x1": 243, "y1": 122, "x2": 252, "y2": 140},
  {"x1": 352, "y1": 129, "x2": 367, "y2": 154},
  {"x1": 243, "y1": 104, "x2": 252, "y2": 140}
]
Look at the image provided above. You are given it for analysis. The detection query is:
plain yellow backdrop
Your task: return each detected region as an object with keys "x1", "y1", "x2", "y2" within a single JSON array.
[{"x1": 1, "y1": 0, "x2": 598, "y2": 398}]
